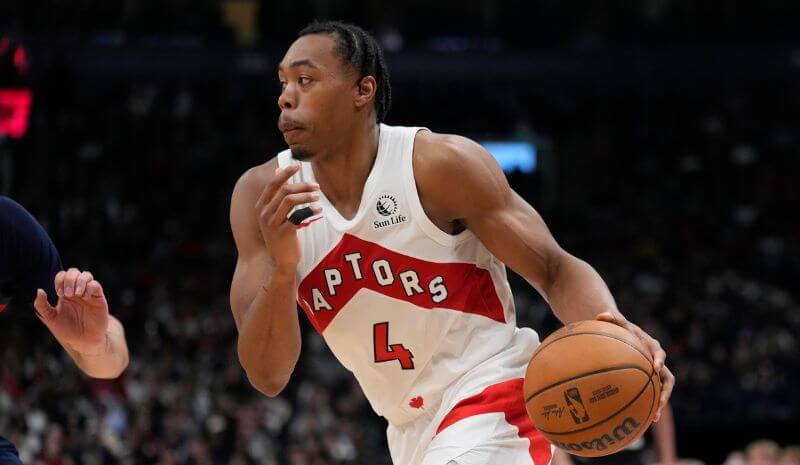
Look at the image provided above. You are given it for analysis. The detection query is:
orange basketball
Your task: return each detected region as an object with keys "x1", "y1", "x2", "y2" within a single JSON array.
[{"x1": 523, "y1": 320, "x2": 661, "y2": 457}]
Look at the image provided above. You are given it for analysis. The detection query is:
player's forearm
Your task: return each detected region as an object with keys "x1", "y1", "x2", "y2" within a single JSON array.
[
  {"x1": 543, "y1": 252, "x2": 622, "y2": 324},
  {"x1": 63, "y1": 316, "x2": 129, "y2": 379},
  {"x1": 236, "y1": 269, "x2": 301, "y2": 397},
  {"x1": 654, "y1": 403, "x2": 677, "y2": 464}
]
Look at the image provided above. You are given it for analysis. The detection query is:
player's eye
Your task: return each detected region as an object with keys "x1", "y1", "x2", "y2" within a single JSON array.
[
  {"x1": 299, "y1": 76, "x2": 312, "y2": 86},
  {"x1": 279, "y1": 80, "x2": 287, "y2": 91}
]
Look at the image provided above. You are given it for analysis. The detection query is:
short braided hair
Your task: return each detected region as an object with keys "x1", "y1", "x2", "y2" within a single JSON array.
[{"x1": 299, "y1": 21, "x2": 392, "y2": 122}]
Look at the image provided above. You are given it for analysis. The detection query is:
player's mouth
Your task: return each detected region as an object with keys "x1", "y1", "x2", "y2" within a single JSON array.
[
  {"x1": 279, "y1": 119, "x2": 306, "y2": 145},
  {"x1": 279, "y1": 118, "x2": 305, "y2": 135}
]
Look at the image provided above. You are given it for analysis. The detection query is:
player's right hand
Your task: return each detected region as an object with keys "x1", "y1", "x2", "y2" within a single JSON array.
[
  {"x1": 34, "y1": 268, "x2": 110, "y2": 356},
  {"x1": 255, "y1": 163, "x2": 321, "y2": 271}
]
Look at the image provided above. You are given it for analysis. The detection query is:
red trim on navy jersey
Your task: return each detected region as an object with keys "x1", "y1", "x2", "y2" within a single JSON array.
[
  {"x1": 435, "y1": 378, "x2": 552, "y2": 465},
  {"x1": 296, "y1": 233, "x2": 505, "y2": 333},
  {"x1": 0, "y1": 303, "x2": 6, "y2": 312}
]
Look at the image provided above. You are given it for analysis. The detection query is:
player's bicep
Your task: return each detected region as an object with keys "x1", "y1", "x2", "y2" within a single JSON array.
[{"x1": 466, "y1": 191, "x2": 564, "y2": 294}]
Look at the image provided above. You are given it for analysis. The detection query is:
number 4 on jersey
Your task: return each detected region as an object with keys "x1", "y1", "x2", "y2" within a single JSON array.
[{"x1": 373, "y1": 322, "x2": 414, "y2": 370}]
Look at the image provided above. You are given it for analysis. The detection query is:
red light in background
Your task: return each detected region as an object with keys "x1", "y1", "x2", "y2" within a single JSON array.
[
  {"x1": 0, "y1": 88, "x2": 33, "y2": 138},
  {"x1": 13, "y1": 47, "x2": 28, "y2": 74}
]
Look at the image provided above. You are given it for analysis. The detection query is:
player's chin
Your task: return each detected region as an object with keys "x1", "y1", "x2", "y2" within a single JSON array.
[{"x1": 289, "y1": 144, "x2": 315, "y2": 161}]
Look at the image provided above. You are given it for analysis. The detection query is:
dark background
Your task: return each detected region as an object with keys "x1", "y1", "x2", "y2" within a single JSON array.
[{"x1": 0, "y1": 1, "x2": 799, "y2": 465}]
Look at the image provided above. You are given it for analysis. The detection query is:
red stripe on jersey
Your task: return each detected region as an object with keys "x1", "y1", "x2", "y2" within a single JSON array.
[
  {"x1": 0, "y1": 304, "x2": 6, "y2": 312},
  {"x1": 297, "y1": 233, "x2": 505, "y2": 333},
  {"x1": 435, "y1": 378, "x2": 552, "y2": 465},
  {"x1": 296, "y1": 216, "x2": 322, "y2": 230}
]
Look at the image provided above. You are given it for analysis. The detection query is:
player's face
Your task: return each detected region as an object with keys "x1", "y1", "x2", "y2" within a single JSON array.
[{"x1": 277, "y1": 34, "x2": 358, "y2": 160}]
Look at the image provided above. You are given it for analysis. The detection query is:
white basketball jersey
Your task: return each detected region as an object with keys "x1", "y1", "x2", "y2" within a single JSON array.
[{"x1": 277, "y1": 124, "x2": 540, "y2": 427}]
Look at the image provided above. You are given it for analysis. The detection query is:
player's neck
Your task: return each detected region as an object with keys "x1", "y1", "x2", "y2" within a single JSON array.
[{"x1": 312, "y1": 122, "x2": 380, "y2": 218}]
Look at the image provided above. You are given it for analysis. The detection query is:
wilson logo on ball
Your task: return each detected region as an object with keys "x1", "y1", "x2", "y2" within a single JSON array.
[
  {"x1": 551, "y1": 417, "x2": 640, "y2": 452},
  {"x1": 564, "y1": 387, "x2": 590, "y2": 424}
]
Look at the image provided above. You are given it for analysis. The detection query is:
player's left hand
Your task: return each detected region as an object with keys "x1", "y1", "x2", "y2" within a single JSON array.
[
  {"x1": 33, "y1": 268, "x2": 110, "y2": 355},
  {"x1": 596, "y1": 312, "x2": 675, "y2": 423}
]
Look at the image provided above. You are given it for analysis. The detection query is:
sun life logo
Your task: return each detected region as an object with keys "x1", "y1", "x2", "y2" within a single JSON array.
[
  {"x1": 373, "y1": 193, "x2": 407, "y2": 229},
  {"x1": 376, "y1": 194, "x2": 398, "y2": 216}
]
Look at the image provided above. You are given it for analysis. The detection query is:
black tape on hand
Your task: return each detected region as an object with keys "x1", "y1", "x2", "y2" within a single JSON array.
[{"x1": 289, "y1": 206, "x2": 315, "y2": 226}]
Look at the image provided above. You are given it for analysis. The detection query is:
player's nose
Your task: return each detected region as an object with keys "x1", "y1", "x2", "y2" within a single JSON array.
[{"x1": 278, "y1": 87, "x2": 295, "y2": 110}]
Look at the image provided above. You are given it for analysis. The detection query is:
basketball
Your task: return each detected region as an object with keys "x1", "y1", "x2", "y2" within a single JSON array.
[{"x1": 523, "y1": 320, "x2": 661, "y2": 457}]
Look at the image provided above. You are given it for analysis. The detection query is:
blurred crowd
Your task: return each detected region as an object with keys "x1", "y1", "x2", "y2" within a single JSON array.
[
  {"x1": 0, "y1": 52, "x2": 798, "y2": 465},
  {"x1": 723, "y1": 440, "x2": 800, "y2": 465},
  {"x1": 3, "y1": 0, "x2": 799, "y2": 48}
]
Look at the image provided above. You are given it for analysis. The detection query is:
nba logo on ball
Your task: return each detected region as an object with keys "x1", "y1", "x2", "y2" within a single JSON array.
[
  {"x1": 374, "y1": 193, "x2": 407, "y2": 229},
  {"x1": 564, "y1": 388, "x2": 590, "y2": 424}
]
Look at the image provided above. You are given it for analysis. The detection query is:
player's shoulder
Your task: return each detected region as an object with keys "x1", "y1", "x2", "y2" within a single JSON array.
[
  {"x1": 412, "y1": 130, "x2": 501, "y2": 187},
  {"x1": 411, "y1": 130, "x2": 510, "y2": 219},
  {"x1": 0, "y1": 196, "x2": 37, "y2": 231},
  {"x1": 229, "y1": 157, "x2": 281, "y2": 233},
  {"x1": 0, "y1": 196, "x2": 60, "y2": 268},
  {"x1": 0, "y1": 195, "x2": 26, "y2": 216},
  {"x1": 414, "y1": 130, "x2": 485, "y2": 161},
  {"x1": 232, "y1": 157, "x2": 280, "y2": 205}
]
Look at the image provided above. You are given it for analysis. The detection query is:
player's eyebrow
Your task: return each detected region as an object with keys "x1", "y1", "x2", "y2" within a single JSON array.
[{"x1": 278, "y1": 59, "x2": 320, "y2": 71}]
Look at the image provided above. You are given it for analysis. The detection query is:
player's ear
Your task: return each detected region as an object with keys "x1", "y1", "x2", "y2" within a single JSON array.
[{"x1": 354, "y1": 75, "x2": 376, "y2": 109}]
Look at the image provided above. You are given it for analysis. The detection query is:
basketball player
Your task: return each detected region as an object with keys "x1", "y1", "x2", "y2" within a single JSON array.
[
  {"x1": 229, "y1": 21, "x2": 675, "y2": 465},
  {"x1": 0, "y1": 196, "x2": 129, "y2": 465}
]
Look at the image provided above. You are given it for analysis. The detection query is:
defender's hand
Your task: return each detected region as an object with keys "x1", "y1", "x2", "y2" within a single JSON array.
[
  {"x1": 34, "y1": 268, "x2": 110, "y2": 355},
  {"x1": 596, "y1": 312, "x2": 675, "y2": 423},
  {"x1": 255, "y1": 163, "x2": 321, "y2": 271}
]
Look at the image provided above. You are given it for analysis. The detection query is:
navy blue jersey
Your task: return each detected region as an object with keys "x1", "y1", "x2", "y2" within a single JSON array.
[
  {"x1": 0, "y1": 196, "x2": 62, "y2": 311},
  {"x1": 0, "y1": 436, "x2": 22, "y2": 465}
]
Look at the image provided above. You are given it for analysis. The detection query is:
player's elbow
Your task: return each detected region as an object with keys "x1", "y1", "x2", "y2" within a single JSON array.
[
  {"x1": 240, "y1": 363, "x2": 291, "y2": 397},
  {"x1": 237, "y1": 343, "x2": 295, "y2": 397},
  {"x1": 82, "y1": 356, "x2": 129, "y2": 379},
  {"x1": 247, "y1": 372, "x2": 290, "y2": 397},
  {"x1": 106, "y1": 353, "x2": 130, "y2": 379},
  {"x1": 115, "y1": 349, "x2": 131, "y2": 377},
  {"x1": 90, "y1": 365, "x2": 127, "y2": 380}
]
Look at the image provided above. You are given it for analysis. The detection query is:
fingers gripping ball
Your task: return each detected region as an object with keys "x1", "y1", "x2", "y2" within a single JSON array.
[{"x1": 523, "y1": 320, "x2": 661, "y2": 457}]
